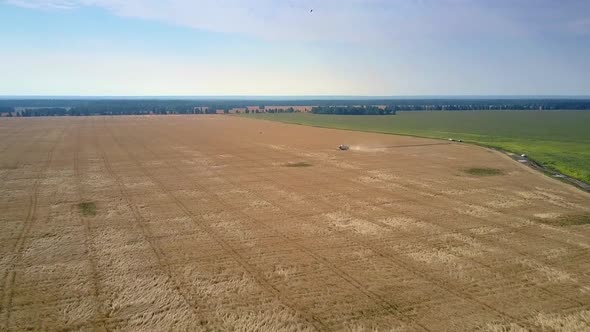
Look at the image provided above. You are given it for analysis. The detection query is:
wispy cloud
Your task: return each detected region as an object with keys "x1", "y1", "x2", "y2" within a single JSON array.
[
  {"x1": 567, "y1": 18, "x2": 590, "y2": 35},
  {"x1": 3, "y1": 0, "x2": 590, "y2": 96},
  {"x1": 5, "y1": 0, "x2": 78, "y2": 10},
  {"x1": 5, "y1": 0, "x2": 590, "y2": 43}
]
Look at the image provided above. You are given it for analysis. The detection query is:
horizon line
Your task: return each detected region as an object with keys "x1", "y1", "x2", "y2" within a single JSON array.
[{"x1": 2, "y1": 95, "x2": 590, "y2": 100}]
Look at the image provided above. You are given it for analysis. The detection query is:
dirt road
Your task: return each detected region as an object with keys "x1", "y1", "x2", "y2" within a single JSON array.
[{"x1": 1, "y1": 116, "x2": 589, "y2": 331}]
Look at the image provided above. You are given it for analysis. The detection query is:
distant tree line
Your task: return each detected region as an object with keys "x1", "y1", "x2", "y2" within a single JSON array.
[
  {"x1": 1, "y1": 98, "x2": 590, "y2": 117},
  {"x1": 11, "y1": 106, "x2": 218, "y2": 117},
  {"x1": 312, "y1": 106, "x2": 396, "y2": 115},
  {"x1": 18, "y1": 108, "x2": 72, "y2": 117},
  {"x1": 0, "y1": 106, "x2": 14, "y2": 115}
]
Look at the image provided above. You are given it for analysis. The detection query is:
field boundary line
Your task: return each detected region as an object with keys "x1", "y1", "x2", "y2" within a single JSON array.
[{"x1": 236, "y1": 115, "x2": 590, "y2": 193}]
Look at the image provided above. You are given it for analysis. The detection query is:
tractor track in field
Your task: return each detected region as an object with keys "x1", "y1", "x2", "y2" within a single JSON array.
[
  {"x1": 247, "y1": 141, "x2": 590, "y2": 249},
  {"x1": 192, "y1": 148, "x2": 537, "y2": 330},
  {"x1": 181, "y1": 119, "x2": 590, "y2": 310},
  {"x1": 104, "y1": 119, "x2": 328, "y2": 331},
  {"x1": 73, "y1": 125, "x2": 109, "y2": 332},
  {"x1": 93, "y1": 119, "x2": 216, "y2": 330},
  {"x1": 3, "y1": 116, "x2": 590, "y2": 331},
  {"x1": 228, "y1": 152, "x2": 579, "y2": 331},
  {"x1": 127, "y1": 124, "x2": 435, "y2": 331},
  {"x1": 1, "y1": 127, "x2": 66, "y2": 329},
  {"x1": 152, "y1": 122, "x2": 584, "y2": 330},
  {"x1": 243, "y1": 144, "x2": 590, "y2": 310},
  {"x1": 166, "y1": 120, "x2": 590, "y2": 274}
]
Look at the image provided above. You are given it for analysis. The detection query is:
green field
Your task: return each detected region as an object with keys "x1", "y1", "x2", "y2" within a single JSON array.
[{"x1": 242, "y1": 111, "x2": 590, "y2": 184}]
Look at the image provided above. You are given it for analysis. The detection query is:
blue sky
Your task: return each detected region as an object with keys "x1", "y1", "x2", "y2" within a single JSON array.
[{"x1": 1, "y1": 0, "x2": 589, "y2": 96}]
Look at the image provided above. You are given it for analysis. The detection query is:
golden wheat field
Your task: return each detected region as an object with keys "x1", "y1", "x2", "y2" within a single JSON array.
[{"x1": 1, "y1": 115, "x2": 589, "y2": 331}]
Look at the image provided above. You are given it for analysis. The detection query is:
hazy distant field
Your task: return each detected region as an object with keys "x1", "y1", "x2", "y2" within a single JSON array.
[{"x1": 242, "y1": 111, "x2": 590, "y2": 183}]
